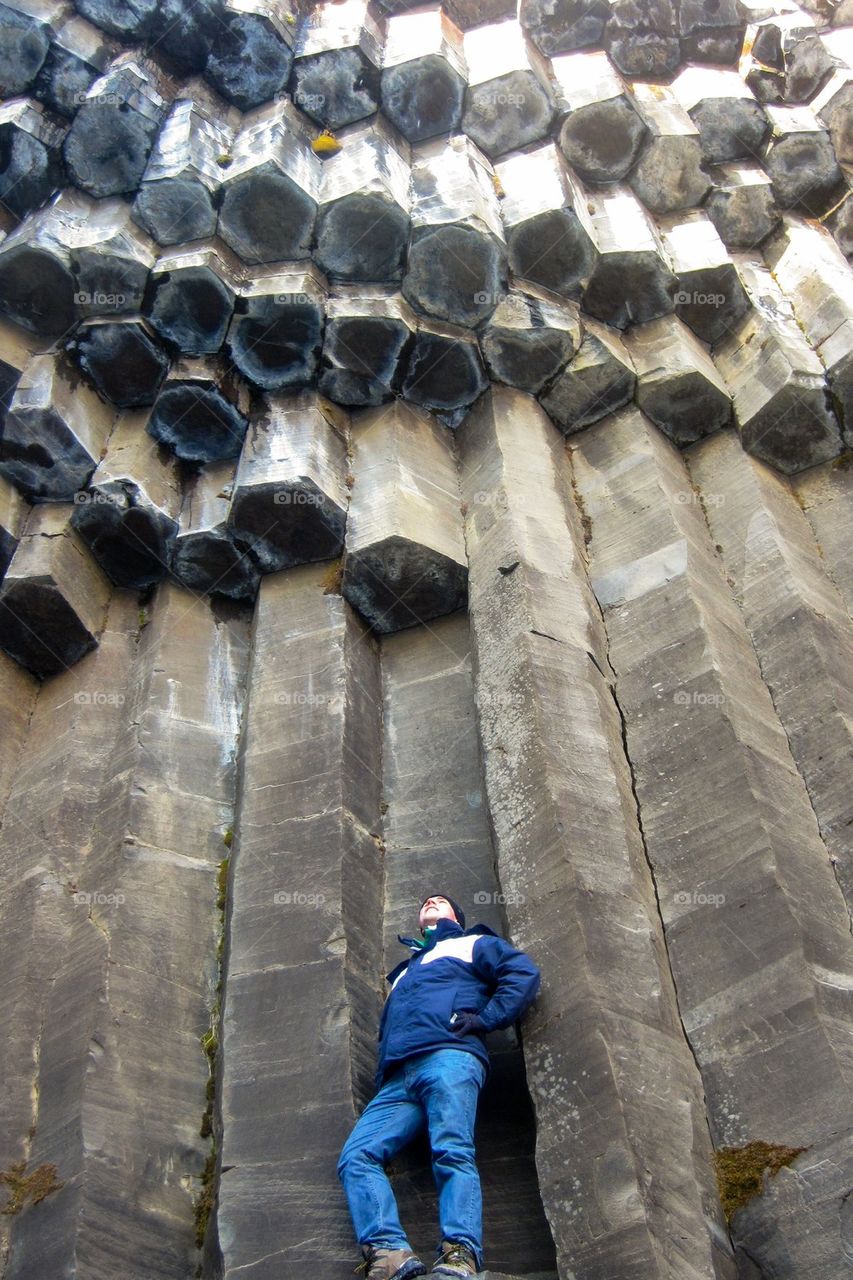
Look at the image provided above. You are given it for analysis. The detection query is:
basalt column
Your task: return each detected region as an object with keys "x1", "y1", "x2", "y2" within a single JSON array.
[
  {"x1": 214, "y1": 562, "x2": 384, "y2": 1280},
  {"x1": 456, "y1": 386, "x2": 735, "y2": 1280},
  {"x1": 380, "y1": 611, "x2": 557, "y2": 1276},
  {"x1": 571, "y1": 409, "x2": 853, "y2": 1280}
]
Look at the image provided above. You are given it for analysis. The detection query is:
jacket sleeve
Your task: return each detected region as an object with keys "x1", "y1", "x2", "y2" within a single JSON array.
[{"x1": 470, "y1": 935, "x2": 541, "y2": 1032}]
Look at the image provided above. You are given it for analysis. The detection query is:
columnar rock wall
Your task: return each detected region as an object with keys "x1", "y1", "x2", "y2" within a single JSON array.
[{"x1": 0, "y1": 1, "x2": 852, "y2": 1278}]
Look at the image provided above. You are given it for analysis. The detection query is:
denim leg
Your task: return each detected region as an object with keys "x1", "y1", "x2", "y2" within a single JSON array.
[
  {"x1": 337, "y1": 1068, "x2": 426, "y2": 1251},
  {"x1": 408, "y1": 1049, "x2": 486, "y2": 1272}
]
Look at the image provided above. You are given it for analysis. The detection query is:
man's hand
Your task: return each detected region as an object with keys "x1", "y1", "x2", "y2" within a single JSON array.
[{"x1": 451, "y1": 1011, "x2": 486, "y2": 1036}]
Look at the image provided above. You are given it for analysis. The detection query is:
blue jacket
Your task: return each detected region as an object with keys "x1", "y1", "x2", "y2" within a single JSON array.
[{"x1": 375, "y1": 916, "x2": 541, "y2": 1090}]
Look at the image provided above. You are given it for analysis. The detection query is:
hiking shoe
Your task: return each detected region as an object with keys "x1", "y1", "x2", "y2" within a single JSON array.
[
  {"x1": 353, "y1": 1243, "x2": 427, "y2": 1279},
  {"x1": 430, "y1": 1239, "x2": 480, "y2": 1276}
]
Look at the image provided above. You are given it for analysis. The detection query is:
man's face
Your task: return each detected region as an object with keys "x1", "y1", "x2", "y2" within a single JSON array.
[{"x1": 419, "y1": 895, "x2": 458, "y2": 932}]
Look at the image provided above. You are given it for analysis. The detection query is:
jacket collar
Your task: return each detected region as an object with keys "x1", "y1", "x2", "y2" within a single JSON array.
[{"x1": 386, "y1": 919, "x2": 501, "y2": 984}]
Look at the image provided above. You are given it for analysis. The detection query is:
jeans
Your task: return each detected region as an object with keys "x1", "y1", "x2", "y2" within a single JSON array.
[{"x1": 337, "y1": 1047, "x2": 487, "y2": 1271}]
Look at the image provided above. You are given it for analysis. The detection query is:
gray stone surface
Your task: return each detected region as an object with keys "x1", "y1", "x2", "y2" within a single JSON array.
[
  {"x1": 763, "y1": 214, "x2": 853, "y2": 446},
  {"x1": 204, "y1": 0, "x2": 294, "y2": 111},
  {"x1": 0, "y1": 0, "x2": 52, "y2": 97},
  {"x1": 688, "y1": 429, "x2": 853, "y2": 916},
  {"x1": 225, "y1": 264, "x2": 326, "y2": 392},
  {"x1": 69, "y1": 408, "x2": 181, "y2": 588},
  {"x1": 62, "y1": 55, "x2": 172, "y2": 198},
  {"x1": 132, "y1": 92, "x2": 237, "y2": 246},
  {"x1": 314, "y1": 116, "x2": 411, "y2": 284},
  {"x1": 291, "y1": 0, "x2": 381, "y2": 130},
  {"x1": 319, "y1": 286, "x2": 417, "y2": 407},
  {"x1": 496, "y1": 143, "x2": 596, "y2": 300},
  {"x1": 0, "y1": 97, "x2": 65, "y2": 220},
  {"x1": 539, "y1": 313, "x2": 635, "y2": 433},
  {"x1": 712, "y1": 254, "x2": 843, "y2": 473},
  {"x1": 227, "y1": 390, "x2": 348, "y2": 574},
  {"x1": 0, "y1": 349, "x2": 116, "y2": 500},
  {"x1": 457, "y1": 386, "x2": 737, "y2": 1280},
  {"x1": 33, "y1": 10, "x2": 118, "y2": 118},
  {"x1": 572, "y1": 407, "x2": 853, "y2": 1280},
  {"x1": 461, "y1": 18, "x2": 555, "y2": 160},
  {"x1": 148, "y1": 356, "x2": 250, "y2": 464},
  {"x1": 380, "y1": 6, "x2": 466, "y2": 144},
  {"x1": 761, "y1": 102, "x2": 843, "y2": 215},
  {"x1": 582, "y1": 186, "x2": 678, "y2": 329},
  {"x1": 0, "y1": 469, "x2": 28, "y2": 580},
  {"x1": 403, "y1": 135, "x2": 507, "y2": 328},
  {"x1": 0, "y1": 502, "x2": 112, "y2": 677},
  {"x1": 657, "y1": 210, "x2": 751, "y2": 346},
  {"x1": 215, "y1": 562, "x2": 383, "y2": 1279},
  {"x1": 628, "y1": 81, "x2": 711, "y2": 215},
  {"x1": 792, "y1": 457, "x2": 853, "y2": 619},
  {"x1": 342, "y1": 400, "x2": 467, "y2": 632},
  {"x1": 623, "y1": 314, "x2": 732, "y2": 445},
  {"x1": 553, "y1": 49, "x2": 648, "y2": 184},
  {"x1": 743, "y1": 11, "x2": 834, "y2": 104},
  {"x1": 479, "y1": 284, "x2": 580, "y2": 395},
  {"x1": 145, "y1": 240, "x2": 241, "y2": 357},
  {"x1": 670, "y1": 66, "x2": 768, "y2": 164},
  {"x1": 170, "y1": 460, "x2": 260, "y2": 602},
  {"x1": 69, "y1": 315, "x2": 170, "y2": 407},
  {"x1": 400, "y1": 317, "x2": 489, "y2": 427},
  {"x1": 0, "y1": 194, "x2": 79, "y2": 334},
  {"x1": 704, "y1": 162, "x2": 780, "y2": 250},
  {"x1": 216, "y1": 99, "x2": 320, "y2": 265},
  {"x1": 519, "y1": 0, "x2": 608, "y2": 56}
]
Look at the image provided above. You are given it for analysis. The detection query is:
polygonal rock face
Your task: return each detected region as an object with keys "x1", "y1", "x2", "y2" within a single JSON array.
[
  {"x1": 628, "y1": 83, "x2": 711, "y2": 215},
  {"x1": 145, "y1": 245, "x2": 240, "y2": 355},
  {"x1": 704, "y1": 162, "x2": 780, "y2": 249},
  {"x1": 497, "y1": 144, "x2": 597, "y2": 299},
  {"x1": 519, "y1": 0, "x2": 609, "y2": 57},
  {"x1": 216, "y1": 103, "x2": 321, "y2": 263},
  {"x1": 291, "y1": 0, "x2": 381, "y2": 129},
  {"x1": 62, "y1": 58, "x2": 171, "y2": 198},
  {"x1": 0, "y1": 502, "x2": 111, "y2": 678},
  {"x1": 170, "y1": 461, "x2": 260, "y2": 601},
  {"x1": 314, "y1": 120, "x2": 411, "y2": 283},
  {"x1": 461, "y1": 19, "x2": 556, "y2": 160},
  {"x1": 582, "y1": 187, "x2": 678, "y2": 328},
  {"x1": 69, "y1": 409, "x2": 181, "y2": 589},
  {"x1": 400, "y1": 321, "x2": 489, "y2": 427},
  {"x1": 0, "y1": 99, "x2": 65, "y2": 220},
  {"x1": 73, "y1": 0, "x2": 158, "y2": 41},
  {"x1": 319, "y1": 288, "x2": 417, "y2": 407},
  {"x1": 658, "y1": 209, "x2": 751, "y2": 345},
  {"x1": 0, "y1": 350, "x2": 115, "y2": 500},
  {"x1": 226, "y1": 266, "x2": 326, "y2": 392},
  {"x1": 811, "y1": 60, "x2": 853, "y2": 166},
  {"x1": 553, "y1": 50, "x2": 649, "y2": 184},
  {"x1": 479, "y1": 287, "x2": 580, "y2": 394},
  {"x1": 148, "y1": 0, "x2": 222, "y2": 76},
  {"x1": 147, "y1": 357, "x2": 250, "y2": 463},
  {"x1": 539, "y1": 314, "x2": 636, "y2": 433},
  {"x1": 0, "y1": 471, "x2": 29, "y2": 579},
  {"x1": 743, "y1": 13, "x2": 834, "y2": 106},
  {"x1": 69, "y1": 317, "x2": 170, "y2": 407},
  {"x1": 762, "y1": 105, "x2": 843, "y2": 215},
  {"x1": 713, "y1": 255, "x2": 843, "y2": 473},
  {"x1": 403, "y1": 136, "x2": 506, "y2": 327},
  {"x1": 380, "y1": 7, "x2": 466, "y2": 143},
  {"x1": 205, "y1": 9, "x2": 293, "y2": 111},
  {"x1": 607, "y1": 13, "x2": 681, "y2": 81},
  {"x1": 0, "y1": 233, "x2": 76, "y2": 336},
  {"x1": 342, "y1": 400, "x2": 467, "y2": 632},
  {"x1": 0, "y1": 4, "x2": 51, "y2": 97},
  {"x1": 623, "y1": 314, "x2": 732, "y2": 445},
  {"x1": 670, "y1": 66, "x2": 768, "y2": 164},
  {"x1": 227, "y1": 391, "x2": 348, "y2": 573},
  {"x1": 678, "y1": 0, "x2": 744, "y2": 63}
]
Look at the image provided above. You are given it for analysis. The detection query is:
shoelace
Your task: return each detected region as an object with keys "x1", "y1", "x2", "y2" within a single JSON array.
[{"x1": 437, "y1": 1242, "x2": 474, "y2": 1267}]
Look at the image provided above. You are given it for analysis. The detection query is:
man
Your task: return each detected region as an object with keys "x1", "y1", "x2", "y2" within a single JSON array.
[{"x1": 337, "y1": 893, "x2": 541, "y2": 1280}]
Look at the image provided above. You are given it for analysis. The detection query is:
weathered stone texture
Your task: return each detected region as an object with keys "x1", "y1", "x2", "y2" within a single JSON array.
[
  {"x1": 572, "y1": 407, "x2": 853, "y2": 1280},
  {"x1": 457, "y1": 386, "x2": 736, "y2": 1280}
]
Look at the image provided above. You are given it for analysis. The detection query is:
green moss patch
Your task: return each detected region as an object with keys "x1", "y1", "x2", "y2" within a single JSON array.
[
  {"x1": 713, "y1": 1140, "x2": 809, "y2": 1222},
  {"x1": 0, "y1": 1160, "x2": 63, "y2": 1215}
]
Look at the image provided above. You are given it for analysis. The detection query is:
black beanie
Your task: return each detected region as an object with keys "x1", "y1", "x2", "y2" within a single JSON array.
[{"x1": 419, "y1": 893, "x2": 465, "y2": 930}]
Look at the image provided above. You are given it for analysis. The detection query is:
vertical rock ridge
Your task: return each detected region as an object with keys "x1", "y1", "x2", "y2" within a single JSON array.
[{"x1": 457, "y1": 385, "x2": 734, "y2": 1280}]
